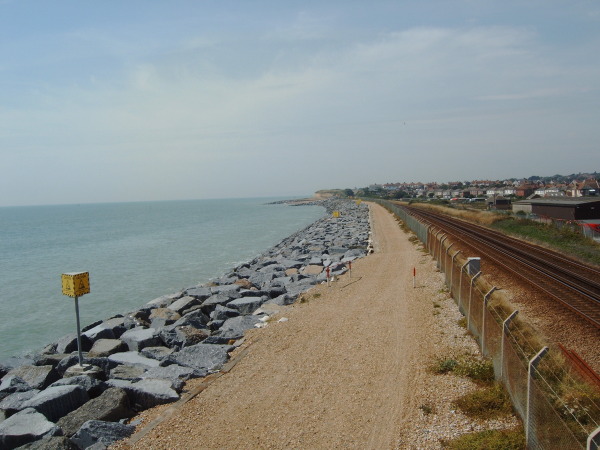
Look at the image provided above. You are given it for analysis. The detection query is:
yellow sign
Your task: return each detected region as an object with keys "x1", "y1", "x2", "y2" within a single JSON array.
[
  {"x1": 356, "y1": 200, "x2": 362, "y2": 205},
  {"x1": 332, "y1": 211, "x2": 340, "y2": 218},
  {"x1": 61, "y1": 272, "x2": 90, "y2": 298}
]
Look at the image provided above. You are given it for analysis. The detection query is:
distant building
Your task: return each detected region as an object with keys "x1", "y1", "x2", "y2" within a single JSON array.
[
  {"x1": 568, "y1": 178, "x2": 599, "y2": 197},
  {"x1": 487, "y1": 196, "x2": 512, "y2": 210},
  {"x1": 513, "y1": 198, "x2": 600, "y2": 220}
]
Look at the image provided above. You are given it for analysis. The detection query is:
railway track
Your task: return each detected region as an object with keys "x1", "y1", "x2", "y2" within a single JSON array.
[{"x1": 401, "y1": 205, "x2": 600, "y2": 330}]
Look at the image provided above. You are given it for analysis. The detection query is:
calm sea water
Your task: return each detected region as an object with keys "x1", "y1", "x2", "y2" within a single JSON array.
[{"x1": 0, "y1": 198, "x2": 325, "y2": 360}]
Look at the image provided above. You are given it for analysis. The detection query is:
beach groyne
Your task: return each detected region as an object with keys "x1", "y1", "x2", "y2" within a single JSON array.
[{"x1": 0, "y1": 198, "x2": 370, "y2": 449}]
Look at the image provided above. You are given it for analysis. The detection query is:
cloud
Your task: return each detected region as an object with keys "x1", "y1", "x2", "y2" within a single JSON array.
[{"x1": 2, "y1": 13, "x2": 599, "y2": 205}]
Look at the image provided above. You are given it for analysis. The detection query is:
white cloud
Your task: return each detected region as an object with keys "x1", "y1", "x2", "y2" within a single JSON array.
[{"x1": 2, "y1": 9, "x2": 599, "y2": 205}]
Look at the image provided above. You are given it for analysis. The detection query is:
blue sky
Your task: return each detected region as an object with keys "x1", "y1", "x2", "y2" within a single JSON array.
[{"x1": 1, "y1": 0, "x2": 599, "y2": 206}]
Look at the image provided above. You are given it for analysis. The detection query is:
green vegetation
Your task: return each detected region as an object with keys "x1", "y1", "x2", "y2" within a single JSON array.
[
  {"x1": 453, "y1": 382, "x2": 514, "y2": 419},
  {"x1": 431, "y1": 354, "x2": 524, "y2": 445},
  {"x1": 431, "y1": 357, "x2": 458, "y2": 374},
  {"x1": 491, "y1": 217, "x2": 600, "y2": 266},
  {"x1": 442, "y1": 427, "x2": 525, "y2": 450},
  {"x1": 431, "y1": 354, "x2": 495, "y2": 385}
]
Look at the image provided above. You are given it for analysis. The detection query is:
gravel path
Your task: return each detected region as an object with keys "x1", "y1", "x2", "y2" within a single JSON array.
[{"x1": 114, "y1": 203, "x2": 518, "y2": 449}]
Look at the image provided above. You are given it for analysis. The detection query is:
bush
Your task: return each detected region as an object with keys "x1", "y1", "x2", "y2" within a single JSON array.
[
  {"x1": 454, "y1": 357, "x2": 495, "y2": 385},
  {"x1": 443, "y1": 427, "x2": 525, "y2": 449},
  {"x1": 431, "y1": 357, "x2": 458, "y2": 374},
  {"x1": 453, "y1": 382, "x2": 514, "y2": 420},
  {"x1": 431, "y1": 355, "x2": 495, "y2": 385}
]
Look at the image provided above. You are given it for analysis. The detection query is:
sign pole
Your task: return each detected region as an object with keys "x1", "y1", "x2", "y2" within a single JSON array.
[
  {"x1": 413, "y1": 267, "x2": 416, "y2": 288},
  {"x1": 74, "y1": 295, "x2": 83, "y2": 366},
  {"x1": 61, "y1": 271, "x2": 90, "y2": 368}
]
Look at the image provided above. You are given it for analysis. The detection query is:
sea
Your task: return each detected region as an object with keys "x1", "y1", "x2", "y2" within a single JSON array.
[{"x1": 0, "y1": 197, "x2": 325, "y2": 361}]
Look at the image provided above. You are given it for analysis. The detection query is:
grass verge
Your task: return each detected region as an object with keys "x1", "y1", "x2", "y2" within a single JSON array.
[
  {"x1": 442, "y1": 427, "x2": 525, "y2": 449},
  {"x1": 452, "y1": 382, "x2": 514, "y2": 420},
  {"x1": 491, "y1": 217, "x2": 600, "y2": 266}
]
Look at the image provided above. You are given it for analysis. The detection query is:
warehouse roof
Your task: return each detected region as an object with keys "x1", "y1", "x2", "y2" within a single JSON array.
[{"x1": 514, "y1": 197, "x2": 600, "y2": 207}]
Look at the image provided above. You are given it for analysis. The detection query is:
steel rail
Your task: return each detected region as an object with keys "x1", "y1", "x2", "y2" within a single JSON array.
[
  {"x1": 407, "y1": 206, "x2": 600, "y2": 291},
  {"x1": 402, "y1": 205, "x2": 600, "y2": 329}
]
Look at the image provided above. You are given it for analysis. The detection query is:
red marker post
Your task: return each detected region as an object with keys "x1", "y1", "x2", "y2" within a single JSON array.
[
  {"x1": 326, "y1": 266, "x2": 331, "y2": 287},
  {"x1": 348, "y1": 261, "x2": 352, "y2": 278},
  {"x1": 413, "y1": 267, "x2": 416, "y2": 288}
]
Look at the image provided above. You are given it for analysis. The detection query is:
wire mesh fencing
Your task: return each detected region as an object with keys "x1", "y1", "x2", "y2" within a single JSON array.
[{"x1": 373, "y1": 200, "x2": 600, "y2": 449}]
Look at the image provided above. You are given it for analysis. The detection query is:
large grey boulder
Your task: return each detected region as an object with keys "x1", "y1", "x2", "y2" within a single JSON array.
[
  {"x1": 174, "y1": 310, "x2": 210, "y2": 329},
  {"x1": 87, "y1": 339, "x2": 127, "y2": 358},
  {"x1": 166, "y1": 296, "x2": 201, "y2": 315},
  {"x1": 119, "y1": 327, "x2": 162, "y2": 352},
  {"x1": 5, "y1": 366, "x2": 59, "y2": 391},
  {"x1": 184, "y1": 286, "x2": 212, "y2": 300},
  {"x1": 210, "y1": 284, "x2": 242, "y2": 296},
  {"x1": 47, "y1": 375, "x2": 106, "y2": 398},
  {"x1": 0, "y1": 408, "x2": 61, "y2": 449},
  {"x1": 32, "y1": 354, "x2": 71, "y2": 368},
  {"x1": 15, "y1": 435, "x2": 78, "y2": 449},
  {"x1": 210, "y1": 304, "x2": 239, "y2": 321},
  {"x1": 149, "y1": 308, "x2": 181, "y2": 328},
  {"x1": 106, "y1": 378, "x2": 179, "y2": 409},
  {"x1": 70, "y1": 420, "x2": 135, "y2": 449},
  {"x1": 216, "y1": 315, "x2": 262, "y2": 340},
  {"x1": 139, "y1": 346, "x2": 174, "y2": 361},
  {"x1": 159, "y1": 325, "x2": 209, "y2": 349},
  {"x1": 0, "y1": 376, "x2": 32, "y2": 400},
  {"x1": 109, "y1": 365, "x2": 146, "y2": 381},
  {"x1": 265, "y1": 294, "x2": 295, "y2": 306},
  {"x1": 22, "y1": 385, "x2": 89, "y2": 422},
  {"x1": 201, "y1": 294, "x2": 234, "y2": 310},
  {"x1": 55, "y1": 334, "x2": 92, "y2": 354},
  {"x1": 279, "y1": 259, "x2": 304, "y2": 269},
  {"x1": 55, "y1": 355, "x2": 114, "y2": 378},
  {"x1": 145, "y1": 293, "x2": 180, "y2": 308},
  {"x1": 83, "y1": 317, "x2": 127, "y2": 341},
  {"x1": 161, "y1": 343, "x2": 231, "y2": 375},
  {"x1": 56, "y1": 388, "x2": 133, "y2": 437},
  {"x1": 0, "y1": 390, "x2": 39, "y2": 418},
  {"x1": 141, "y1": 365, "x2": 202, "y2": 387},
  {"x1": 107, "y1": 351, "x2": 160, "y2": 368},
  {"x1": 248, "y1": 272, "x2": 275, "y2": 289},
  {"x1": 227, "y1": 297, "x2": 265, "y2": 315}
]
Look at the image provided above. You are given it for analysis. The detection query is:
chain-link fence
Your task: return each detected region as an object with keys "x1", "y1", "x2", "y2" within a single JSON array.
[{"x1": 373, "y1": 200, "x2": 600, "y2": 449}]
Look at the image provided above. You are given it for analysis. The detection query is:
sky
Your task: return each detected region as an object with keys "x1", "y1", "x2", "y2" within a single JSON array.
[{"x1": 1, "y1": 0, "x2": 599, "y2": 206}]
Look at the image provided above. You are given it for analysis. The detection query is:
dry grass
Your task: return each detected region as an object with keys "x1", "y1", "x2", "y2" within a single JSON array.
[{"x1": 414, "y1": 203, "x2": 504, "y2": 226}]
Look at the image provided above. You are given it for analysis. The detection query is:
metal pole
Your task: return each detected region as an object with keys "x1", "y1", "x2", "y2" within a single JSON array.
[
  {"x1": 588, "y1": 425, "x2": 600, "y2": 450},
  {"x1": 458, "y1": 260, "x2": 469, "y2": 312},
  {"x1": 481, "y1": 287, "x2": 497, "y2": 354},
  {"x1": 527, "y1": 346, "x2": 549, "y2": 446},
  {"x1": 501, "y1": 310, "x2": 519, "y2": 379},
  {"x1": 74, "y1": 296, "x2": 83, "y2": 366},
  {"x1": 450, "y1": 250, "x2": 461, "y2": 294},
  {"x1": 467, "y1": 271, "x2": 481, "y2": 331}
]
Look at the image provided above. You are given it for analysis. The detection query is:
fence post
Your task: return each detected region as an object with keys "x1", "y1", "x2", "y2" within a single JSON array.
[
  {"x1": 501, "y1": 310, "x2": 519, "y2": 379},
  {"x1": 467, "y1": 271, "x2": 481, "y2": 331},
  {"x1": 432, "y1": 229, "x2": 442, "y2": 256},
  {"x1": 481, "y1": 287, "x2": 497, "y2": 354},
  {"x1": 589, "y1": 426, "x2": 600, "y2": 450},
  {"x1": 445, "y1": 243, "x2": 454, "y2": 285},
  {"x1": 527, "y1": 346, "x2": 549, "y2": 447},
  {"x1": 450, "y1": 250, "x2": 461, "y2": 295},
  {"x1": 438, "y1": 235, "x2": 447, "y2": 270},
  {"x1": 458, "y1": 260, "x2": 469, "y2": 312}
]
